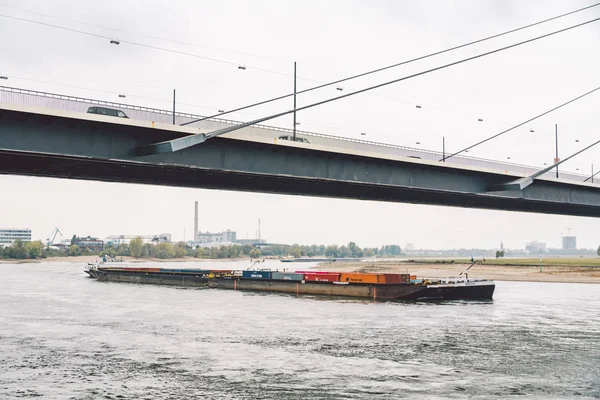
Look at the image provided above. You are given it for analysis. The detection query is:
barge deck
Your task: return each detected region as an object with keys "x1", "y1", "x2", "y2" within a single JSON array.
[{"x1": 85, "y1": 266, "x2": 495, "y2": 301}]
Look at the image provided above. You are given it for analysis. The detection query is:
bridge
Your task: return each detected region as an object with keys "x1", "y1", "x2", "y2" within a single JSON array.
[{"x1": 1, "y1": 86, "x2": 600, "y2": 217}]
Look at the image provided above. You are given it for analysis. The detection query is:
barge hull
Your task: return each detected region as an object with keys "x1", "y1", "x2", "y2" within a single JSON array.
[{"x1": 89, "y1": 269, "x2": 494, "y2": 300}]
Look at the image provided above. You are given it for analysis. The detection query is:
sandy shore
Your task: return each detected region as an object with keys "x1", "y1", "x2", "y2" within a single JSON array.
[{"x1": 315, "y1": 261, "x2": 600, "y2": 284}]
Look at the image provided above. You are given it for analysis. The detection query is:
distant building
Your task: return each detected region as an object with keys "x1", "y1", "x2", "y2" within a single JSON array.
[
  {"x1": 235, "y1": 238, "x2": 267, "y2": 246},
  {"x1": 73, "y1": 236, "x2": 104, "y2": 252},
  {"x1": 106, "y1": 234, "x2": 171, "y2": 245},
  {"x1": 223, "y1": 229, "x2": 237, "y2": 243},
  {"x1": 500, "y1": 241, "x2": 504, "y2": 250},
  {"x1": 197, "y1": 229, "x2": 237, "y2": 244},
  {"x1": 405, "y1": 243, "x2": 414, "y2": 252},
  {"x1": 0, "y1": 228, "x2": 32, "y2": 246},
  {"x1": 562, "y1": 236, "x2": 577, "y2": 250},
  {"x1": 525, "y1": 241, "x2": 546, "y2": 252},
  {"x1": 197, "y1": 232, "x2": 225, "y2": 243}
]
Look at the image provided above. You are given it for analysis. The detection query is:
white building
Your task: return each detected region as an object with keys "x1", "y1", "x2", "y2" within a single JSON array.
[
  {"x1": 0, "y1": 228, "x2": 32, "y2": 246},
  {"x1": 525, "y1": 241, "x2": 546, "y2": 252},
  {"x1": 197, "y1": 229, "x2": 237, "y2": 244}
]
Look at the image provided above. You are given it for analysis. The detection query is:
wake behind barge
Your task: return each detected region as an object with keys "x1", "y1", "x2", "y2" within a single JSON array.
[{"x1": 85, "y1": 267, "x2": 495, "y2": 301}]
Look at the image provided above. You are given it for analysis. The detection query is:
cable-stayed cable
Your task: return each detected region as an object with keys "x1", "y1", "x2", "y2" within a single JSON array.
[
  {"x1": 0, "y1": 13, "x2": 307, "y2": 81},
  {"x1": 197, "y1": 16, "x2": 600, "y2": 141},
  {"x1": 0, "y1": 3, "x2": 293, "y2": 63},
  {"x1": 182, "y1": 2, "x2": 600, "y2": 125},
  {"x1": 442, "y1": 86, "x2": 600, "y2": 161}
]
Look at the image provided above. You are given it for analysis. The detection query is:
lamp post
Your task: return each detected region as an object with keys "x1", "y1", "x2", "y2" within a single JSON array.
[
  {"x1": 555, "y1": 124, "x2": 559, "y2": 178},
  {"x1": 172, "y1": 89, "x2": 176, "y2": 125},
  {"x1": 293, "y1": 61, "x2": 297, "y2": 141},
  {"x1": 442, "y1": 137, "x2": 445, "y2": 162}
]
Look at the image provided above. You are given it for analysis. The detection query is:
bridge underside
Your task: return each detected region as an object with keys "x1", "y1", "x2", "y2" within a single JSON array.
[
  {"x1": 2, "y1": 149, "x2": 599, "y2": 217},
  {"x1": 1, "y1": 106, "x2": 600, "y2": 217}
]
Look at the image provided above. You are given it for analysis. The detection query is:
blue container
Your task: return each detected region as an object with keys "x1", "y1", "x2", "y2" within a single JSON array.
[
  {"x1": 242, "y1": 270, "x2": 272, "y2": 279},
  {"x1": 271, "y1": 272, "x2": 304, "y2": 281}
]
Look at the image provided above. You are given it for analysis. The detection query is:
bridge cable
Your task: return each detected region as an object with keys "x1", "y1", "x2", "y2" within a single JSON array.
[
  {"x1": 2, "y1": 3, "x2": 599, "y2": 122},
  {"x1": 0, "y1": 13, "x2": 299, "y2": 80},
  {"x1": 195, "y1": 16, "x2": 600, "y2": 142},
  {"x1": 0, "y1": 3, "x2": 291, "y2": 63},
  {"x1": 442, "y1": 85, "x2": 600, "y2": 161},
  {"x1": 180, "y1": 2, "x2": 600, "y2": 125}
]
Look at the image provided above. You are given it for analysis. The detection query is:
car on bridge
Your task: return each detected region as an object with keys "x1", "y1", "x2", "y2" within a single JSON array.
[
  {"x1": 278, "y1": 135, "x2": 310, "y2": 143},
  {"x1": 87, "y1": 106, "x2": 129, "y2": 119}
]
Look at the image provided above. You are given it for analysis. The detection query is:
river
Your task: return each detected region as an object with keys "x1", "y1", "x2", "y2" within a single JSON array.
[{"x1": 1, "y1": 260, "x2": 599, "y2": 399}]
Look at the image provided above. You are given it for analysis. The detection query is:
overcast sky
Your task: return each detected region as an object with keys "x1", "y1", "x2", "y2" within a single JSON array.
[{"x1": 1, "y1": 0, "x2": 599, "y2": 249}]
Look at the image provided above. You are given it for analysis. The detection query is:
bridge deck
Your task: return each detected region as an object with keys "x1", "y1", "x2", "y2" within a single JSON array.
[{"x1": 1, "y1": 103, "x2": 600, "y2": 217}]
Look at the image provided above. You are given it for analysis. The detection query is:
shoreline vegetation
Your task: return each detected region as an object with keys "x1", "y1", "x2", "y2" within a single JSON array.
[{"x1": 0, "y1": 240, "x2": 395, "y2": 262}]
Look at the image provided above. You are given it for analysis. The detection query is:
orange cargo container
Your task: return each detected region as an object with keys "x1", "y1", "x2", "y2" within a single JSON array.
[
  {"x1": 410, "y1": 275, "x2": 417, "y2": 281},
  {"x1": 339, "y1": 273, "x2": 380, "y2": 284}
]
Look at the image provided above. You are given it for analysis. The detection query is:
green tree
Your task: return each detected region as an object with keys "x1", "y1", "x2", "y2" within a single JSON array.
[
  {"x1": 9, "y1": 240, "x2": 27, "y2": 259},
  {"x1": 290, "y1": 244, "x2": 301, "y2": 258},
  {"x1": 68, "y1": 245, "x2": 80, "y2": 256},
  {"x1": 71, "y1": 235, "x2": 77, "y2": 245},
  {"x1": 129, "y1": 237, "x2": 144, "y2": 258},
  {"x1": 101, "y1": 247, "x2": 117, "y2": 258},
  {"x1": 597, "y1": 246, "x2": 600, "y2": 256},
  {"x1": 155, "y1": 242, "x2": 174, "y2": 259},
  {"x1": 325, "y1": 245, "x2": 339, "y2": 258},
  {"x1": 25, "y1": 241, "x2": 44, "y2": 259},
  {"x1": 195, "y1": 247, "x2": 205, "y2": 258},
  {"x1": 141, "y1": 243, "x2": 155, "y2": 258},
  {"x1": 250, "y1": 248, "x2": 261, "y2": 258},
  {"x1": 339, "y1": 245, "x2": 352, "y2": 258},
  {"x1": 174, "y1": 242, "x2": 187, "y2": 258},
  {"x1": 241, "y1": 244, "x2": 254, "y2": 255},
  {"x1": 116, "y1": 243, "x2": 130, "y2": 257}
]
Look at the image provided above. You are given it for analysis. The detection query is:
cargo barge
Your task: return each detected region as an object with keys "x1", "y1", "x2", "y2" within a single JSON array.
[{"x1": 85, "y1": 266, "x2": 495, "y2": 300}]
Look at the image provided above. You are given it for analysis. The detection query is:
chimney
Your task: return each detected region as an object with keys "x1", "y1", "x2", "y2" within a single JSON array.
[{"x1": 194, "y1": 201, "x2": 199, "y2": 242}]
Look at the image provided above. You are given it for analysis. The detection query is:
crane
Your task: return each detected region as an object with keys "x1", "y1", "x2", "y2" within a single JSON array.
[{"x1": 46, "y1": 228, "x2": 63, "y2": 250}]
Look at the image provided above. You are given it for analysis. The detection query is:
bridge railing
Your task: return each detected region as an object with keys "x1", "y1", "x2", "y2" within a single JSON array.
[{"x1": 0, "y1": 85, "x2": 590, "y2": 181}]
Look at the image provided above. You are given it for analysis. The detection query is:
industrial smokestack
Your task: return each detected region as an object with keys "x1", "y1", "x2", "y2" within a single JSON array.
[{"x1": 194, "y1": 201, "x2": 198, "y2": 242}]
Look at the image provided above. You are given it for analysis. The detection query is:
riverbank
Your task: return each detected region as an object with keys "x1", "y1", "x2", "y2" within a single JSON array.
[{"x1": 315, "y1": 260, "x2": 600, "y2": 284}]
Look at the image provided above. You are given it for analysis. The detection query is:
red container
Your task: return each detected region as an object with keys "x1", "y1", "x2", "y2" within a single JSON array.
[
  {"x1": 304, "y1": 273, "x2": 340, "y2": 282},
  {"x1": 378, "y1": 274, "x2": 403, "y2": 284}
]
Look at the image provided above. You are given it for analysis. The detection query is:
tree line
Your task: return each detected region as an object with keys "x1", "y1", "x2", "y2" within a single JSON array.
[
  {"x1": 0, "y1": 240, "x2": 44, "y2": 259},
  {"x1": 0, "y1": 239, "x2": 402, "y2": 260}
]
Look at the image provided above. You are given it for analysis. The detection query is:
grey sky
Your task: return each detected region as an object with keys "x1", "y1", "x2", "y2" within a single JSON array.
[{"x1": 1, "y1": 0, "x2": 599, "y2": 249}]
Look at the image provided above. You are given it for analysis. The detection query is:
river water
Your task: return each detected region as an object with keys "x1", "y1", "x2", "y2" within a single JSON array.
[{"x1": 1, "y1": 260, "x2": 599, "y2": 399}]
